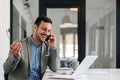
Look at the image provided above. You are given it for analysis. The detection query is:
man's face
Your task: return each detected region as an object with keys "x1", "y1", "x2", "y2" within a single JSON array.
[{"x1": 34, "y1": 21, "x2": 52, "y2": 42}]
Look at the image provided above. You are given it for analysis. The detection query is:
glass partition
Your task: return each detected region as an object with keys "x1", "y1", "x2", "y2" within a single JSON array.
[{"x1": 86, "y1": 0, "x2": 116, "y2": 68}]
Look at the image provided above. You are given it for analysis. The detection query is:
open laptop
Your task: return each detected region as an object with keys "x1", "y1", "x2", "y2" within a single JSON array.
[{"x1": 49, "y1": 55, "x2": 98, "y2": 80}]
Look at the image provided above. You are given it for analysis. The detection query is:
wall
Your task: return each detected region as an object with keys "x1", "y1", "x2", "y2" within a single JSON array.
[
  {"x1": 13, "y1": 0, "x2": 33, "y2": 37},
  {"x1": 0, "y1": 0, "x2": 10, "y2": 79}
]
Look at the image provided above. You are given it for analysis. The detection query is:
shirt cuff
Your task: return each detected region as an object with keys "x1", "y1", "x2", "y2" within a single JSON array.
[
  {"x1": 50, "y1": 47, "x2": 57, "y2": 51},
  {"x1": 13, "y1": 54, "x2": 21, "y2": 60}
]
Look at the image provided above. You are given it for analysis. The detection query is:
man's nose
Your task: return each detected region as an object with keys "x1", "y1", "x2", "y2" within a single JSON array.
[{"x1": 44, "y1": 31, "x2": 49, "y2": 35}]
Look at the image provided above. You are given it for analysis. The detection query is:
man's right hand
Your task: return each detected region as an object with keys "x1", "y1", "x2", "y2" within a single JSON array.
[{"x1": 10, "y1": 41, "x2": 22, "y2": 57}]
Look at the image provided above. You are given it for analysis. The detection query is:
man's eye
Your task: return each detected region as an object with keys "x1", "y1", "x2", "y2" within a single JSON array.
[
  {"x1": 48, "y1": 30, "x2": 51, "y2": 33},
  {"x1": 42, "y1": 28, "x2": 46, "y2": 31}
]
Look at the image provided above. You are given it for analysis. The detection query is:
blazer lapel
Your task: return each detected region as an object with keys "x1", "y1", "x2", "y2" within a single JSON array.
[
  {"x1": 27, "y1": 37, "x2": 32, "y2": 69},
  {"x1": 41, "y1": 43, "x2": 47, "y2": 56}
]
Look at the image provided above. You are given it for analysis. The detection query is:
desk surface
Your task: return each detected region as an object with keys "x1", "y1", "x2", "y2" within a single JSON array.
[{"x1": 42, "y1": 69, "x2": 120, "y2": 80}]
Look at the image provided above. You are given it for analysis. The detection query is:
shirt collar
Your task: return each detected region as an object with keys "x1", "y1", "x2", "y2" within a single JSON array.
[{"x1": 31, "y1": 36, "x2": 42, "y2": 47}]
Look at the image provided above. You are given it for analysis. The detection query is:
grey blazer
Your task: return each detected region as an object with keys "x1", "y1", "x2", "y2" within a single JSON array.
[{"x1": 3, "y1": 36, "x2": 60, "y2": 80}]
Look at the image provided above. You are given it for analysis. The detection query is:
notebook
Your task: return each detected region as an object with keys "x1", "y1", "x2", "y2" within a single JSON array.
[{"x1": 49, "y1": 55, "x2": 98, "y2": 80}]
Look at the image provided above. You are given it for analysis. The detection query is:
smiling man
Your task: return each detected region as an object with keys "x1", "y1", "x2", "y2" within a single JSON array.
[{"x1": 3, "y1": 16, "x2": 60, "y2": 80}]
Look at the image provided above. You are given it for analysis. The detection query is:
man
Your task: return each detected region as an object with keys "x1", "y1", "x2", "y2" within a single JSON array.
[{"x1": 3, "y1": 16, "x2": 60, "y2": 80}]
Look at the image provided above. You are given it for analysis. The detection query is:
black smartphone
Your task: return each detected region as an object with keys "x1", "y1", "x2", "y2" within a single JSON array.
[{"x1": 45, "y1": 35, "x2": 51, "y2": 41}]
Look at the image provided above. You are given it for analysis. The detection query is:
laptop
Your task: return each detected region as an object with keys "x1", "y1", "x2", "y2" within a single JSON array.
[{"x1": 49, "y1": 55, "x2": 98, "y2": 80}]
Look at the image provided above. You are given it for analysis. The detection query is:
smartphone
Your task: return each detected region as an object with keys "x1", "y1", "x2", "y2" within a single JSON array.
[{"x1": 45, "y1": 35, "x2": 51, "y2": 41}]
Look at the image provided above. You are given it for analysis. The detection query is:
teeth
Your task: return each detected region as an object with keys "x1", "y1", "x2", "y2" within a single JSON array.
[{"x1": 42, "y1": 35, "x2": 47, "y2": 39}]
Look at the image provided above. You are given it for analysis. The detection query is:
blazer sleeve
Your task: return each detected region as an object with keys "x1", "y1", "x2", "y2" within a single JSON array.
[
  {"x1": 48, "y1": 47, "x2": 60, "y2": 72},
  {"x1": 3, "y1": 50, "x2": 21, "y2": 74}
]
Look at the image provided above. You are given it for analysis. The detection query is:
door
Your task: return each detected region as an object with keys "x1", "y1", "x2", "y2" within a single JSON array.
[{"x1": 39, "y1": 0, "x2": 85, "y2": 64}]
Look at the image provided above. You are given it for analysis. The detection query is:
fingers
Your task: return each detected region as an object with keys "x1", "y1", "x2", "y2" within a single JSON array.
[
  {"x1": 49, "y1": 34, "x2": 55, "y2": 40},
  {"x1": 10, "y1": 41, "x2": 22, "y2": 57},
  {"x1": 46, "y1": 33, "x2": 56, "y2": 48}
]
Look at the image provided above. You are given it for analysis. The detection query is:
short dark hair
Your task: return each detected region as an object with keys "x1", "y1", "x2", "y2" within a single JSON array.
[{"x1": 34, "y1": 16, "x2": 52, "y2": 27}]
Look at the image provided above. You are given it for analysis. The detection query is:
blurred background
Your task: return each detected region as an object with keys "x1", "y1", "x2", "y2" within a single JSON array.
[{"x1": 0, "y1": 0, "x2": 117, "y2": 79}]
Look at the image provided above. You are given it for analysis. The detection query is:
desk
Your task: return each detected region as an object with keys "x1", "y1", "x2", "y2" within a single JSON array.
[{"x1": 42, "y1": 69, "x2": 120, "y2": 80}]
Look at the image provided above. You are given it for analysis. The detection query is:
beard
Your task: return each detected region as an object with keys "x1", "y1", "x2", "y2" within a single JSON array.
[{"x1": 35, "y1": 33, "x2": 43, "y2": 43}]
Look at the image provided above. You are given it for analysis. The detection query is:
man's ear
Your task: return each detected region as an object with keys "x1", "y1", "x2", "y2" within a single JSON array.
[{"x1": 33, "y1": 24, "x2": 37, "y2": 31}]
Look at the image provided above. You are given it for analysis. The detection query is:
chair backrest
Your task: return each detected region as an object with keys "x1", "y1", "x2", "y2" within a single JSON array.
[{"x1": 4, "y1": 73, "x2": 9, "y2": 80}]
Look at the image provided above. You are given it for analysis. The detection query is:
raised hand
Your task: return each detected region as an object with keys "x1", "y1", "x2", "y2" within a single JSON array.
[
  {"x1": 10, "y1": 41, "x2": 22, "y2": 57},
  {"x1": 46, "y1": 34, "x2": 56, "y2": 48}
]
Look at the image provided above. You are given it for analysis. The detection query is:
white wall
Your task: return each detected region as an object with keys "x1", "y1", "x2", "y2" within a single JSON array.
[{"x1": 0, "y1": 0, "x2": 10, "y2": 79}]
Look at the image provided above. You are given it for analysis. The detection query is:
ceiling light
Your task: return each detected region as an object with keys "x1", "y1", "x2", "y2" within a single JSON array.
[{"x1": 70, "y1": 8, "x2": 78, "y2": 11}]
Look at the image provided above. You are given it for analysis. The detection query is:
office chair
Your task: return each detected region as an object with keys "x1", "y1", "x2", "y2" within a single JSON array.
[{"x1": 4, "y1": 73, "x2": 8, "y2": 80}]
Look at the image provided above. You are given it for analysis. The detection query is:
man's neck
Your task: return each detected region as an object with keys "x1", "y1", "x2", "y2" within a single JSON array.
[{"x1": 32, "y1": 35, "x2": 42, "y2": 46}]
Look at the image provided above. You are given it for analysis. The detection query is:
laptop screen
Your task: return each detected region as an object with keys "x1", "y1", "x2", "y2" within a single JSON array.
[{"x1": 73, "y1": 55, "x2": 98, "y2": 76}]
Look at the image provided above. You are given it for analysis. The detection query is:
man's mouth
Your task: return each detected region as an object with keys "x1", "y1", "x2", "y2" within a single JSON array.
[{"x1": 41, "y1": 34, "x2": 47, "y2": 40}]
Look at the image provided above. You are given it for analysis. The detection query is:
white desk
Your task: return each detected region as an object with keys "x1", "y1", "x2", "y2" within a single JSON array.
[{"x1": 42, "y1": 69, "x2": 120, "y2": 80}]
